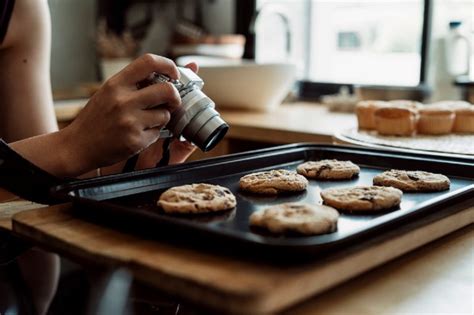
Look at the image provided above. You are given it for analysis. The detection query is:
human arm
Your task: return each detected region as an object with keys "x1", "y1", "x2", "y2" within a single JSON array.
[
  {"x1": 0, "y1": 0, "x2": 57, "y2": 141},
  {"x1": 1, "y1": 0, "x2": 195, "y2": 178},
  {"x1": 9, "y1": 54, "x2": 186, "y2": 178}
]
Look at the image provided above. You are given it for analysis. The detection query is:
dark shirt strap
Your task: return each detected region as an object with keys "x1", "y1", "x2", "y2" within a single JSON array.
[
  {"x1": 0, "y1": 0, "x2": 15, "y2": 45},
  {"x1": 0, "y1": 139, "x2": 65, "y2": 204}
]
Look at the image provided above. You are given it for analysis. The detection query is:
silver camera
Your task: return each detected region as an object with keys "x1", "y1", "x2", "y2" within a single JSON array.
[{"x1": 138, "y1": 67, "x2": 228, "y2": 152}]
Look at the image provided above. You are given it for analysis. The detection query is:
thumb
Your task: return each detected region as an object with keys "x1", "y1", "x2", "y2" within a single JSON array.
[{"x1": 169, "y1": 139, "x2": 197, "y2": 164}]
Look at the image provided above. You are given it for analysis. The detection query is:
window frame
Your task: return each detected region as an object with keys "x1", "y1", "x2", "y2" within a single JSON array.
[{"x1": 235, "y1": 0, "x2": 433, "y2": 100}]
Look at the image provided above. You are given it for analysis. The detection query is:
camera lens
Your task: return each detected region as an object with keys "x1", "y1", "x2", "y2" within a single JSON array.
[
  {"x1": 184, "y1": 107, "x2": 229, "y2": 151},
  {"x1": 137, "y1": 68, "x2": 229, "y2": 152},
  {"x1": 167, "y1": 88, "x2": 228, "y2": 152}
]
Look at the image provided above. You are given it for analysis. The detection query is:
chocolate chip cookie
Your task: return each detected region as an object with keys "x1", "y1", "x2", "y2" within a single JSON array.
[
  {"x1": 158, "y1": 183, "x2": 236, "y2": 214},
  {"x1": 320, "y1": 186, "x2": 403, "y2": 212},
  {"x1": 249, "y1": 203, "x2": 339, "y2": 235},
  {"x1": 373, "y1": 170, "x2": 450, "y2": 192},
  {"x1": 297, "y1": 159, "x2": 360, "y2": 180},
  {"x1": 239, "y1": 169, "x2": 308, "y2": 195}
]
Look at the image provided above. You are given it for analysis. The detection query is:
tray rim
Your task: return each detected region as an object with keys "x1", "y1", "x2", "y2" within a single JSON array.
[{"x1": 52, "y1": 143, "x2": 474, "y2": 197}]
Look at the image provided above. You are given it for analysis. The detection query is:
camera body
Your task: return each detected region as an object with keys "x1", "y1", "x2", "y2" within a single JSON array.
[{"x1": 138, "y1": 67, "x2": 228, "y2": 152}]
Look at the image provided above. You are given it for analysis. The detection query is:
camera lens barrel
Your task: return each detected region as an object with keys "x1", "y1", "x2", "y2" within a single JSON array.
[
  {"x1": 181, "y1": 104, "x2": 228, "y2": 152},
  {"x1": 137, "y1": 68, "x2": 229, "y2": 152},
  {"x1": 167, "y1": 69, "x2": 228, "y2": 152}
]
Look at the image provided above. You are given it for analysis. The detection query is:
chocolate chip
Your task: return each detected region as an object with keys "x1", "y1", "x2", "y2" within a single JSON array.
[{"x1": 314, "y1": 165, "x2": 332, "y2": 177}]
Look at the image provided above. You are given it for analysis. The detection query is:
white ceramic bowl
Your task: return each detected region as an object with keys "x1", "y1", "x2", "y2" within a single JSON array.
[{"x1": 176, "y1": 56, "x2": 296, "y2": 112}]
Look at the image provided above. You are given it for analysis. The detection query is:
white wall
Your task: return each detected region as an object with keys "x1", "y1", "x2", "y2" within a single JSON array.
[
  {"x1": 139, "y1": 0, "x2": 236, "y2": 55},
  {"x1": 48, "y1": 0, "x2": 235, "y2": 90},
  {"x1": 48, "y1": 0, "x2": 98, "y2": 90},
  {"x1": 202, "y1": 0, "x2": 235, "y2": 34},
  {"x1": 47, "y1": 0, "x2": 472, "y2": 102}
]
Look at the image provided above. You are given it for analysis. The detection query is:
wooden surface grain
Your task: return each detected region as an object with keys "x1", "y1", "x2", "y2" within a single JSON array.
[
  {"x1": 220, "y1": 103, "x2": 356, "y2": 143},
  {"x1": 12, "y1": 204, "x2": 474, "y2": 315},
  {"x1": 0, "y1": 188, "x2": 46, "y2": 231},
  {"x1": 284, "y1": 224, "x2": 474, "y2": 315}
]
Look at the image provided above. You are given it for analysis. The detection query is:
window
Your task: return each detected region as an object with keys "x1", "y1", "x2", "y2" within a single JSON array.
[
  {"x1": 254, "y1": 0, "x2": 429, "y2": 87},
  {"x1": 432, "y1": 0, "x2": 474, "y2": 77}
]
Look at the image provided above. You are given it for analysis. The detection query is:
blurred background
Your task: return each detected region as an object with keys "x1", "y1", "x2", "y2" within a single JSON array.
[{"x1": 49, "y1": 0, "x2": 474, "y2": 103}]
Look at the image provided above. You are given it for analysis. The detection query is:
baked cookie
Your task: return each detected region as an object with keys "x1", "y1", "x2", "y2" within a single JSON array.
[
  {"x1": 321, "y1": 186, "x2": 402, "y2": 212},
  {"x1": 158, "y1": 183, "x2": 236, "y2": 214},
  {"x1": 297, "y1": 159, "x2": 360, "y2": 180},
  {"x1": 373, "y1": 169, "x2": 450, "y2": 192},
  {"x1": 239, "y1": 169, "x2": 308, "y2": 195},
  {"x1": 249, "y1": 203, "x2": 339, "y2": 235}
]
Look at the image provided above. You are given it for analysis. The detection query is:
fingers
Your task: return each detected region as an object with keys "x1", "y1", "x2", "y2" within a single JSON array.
[
  {"x1": 138, "y1": 108, "x2": 171, "y2": 130},
  {"x1": 142, "y1": 128, "x2": 163, "y2": 147},
  {"x1": 132, "y1": 82, "x2": 181, "y2": 111},
  {"x1": 185, "y1": 62, "x2": 199, "y2": 73},
  {"x1": 169, "y1": 139, "x2": 197, "y2": 165},
  {"x1": 116, "y1": 54, "x2": 180, "y2": 86}
]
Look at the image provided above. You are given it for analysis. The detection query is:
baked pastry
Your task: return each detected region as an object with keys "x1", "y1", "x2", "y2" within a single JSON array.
[
  {"x1": 417, "y1": 107, "x2": 455, "y2": 135},
  {"x1": 389, "y1": 100, "x2": 422, "y2": 110},
  {"x1": 320, "y1": 186, "x2": 402, "y2": 212},
  {"x1": 452, "y1": 107, "x2": 474, "y2": 133},
  {"x1": 239, "y1": 169, "x2": 308, "y2": 195},
  {"x1": 158, "y1": 183, "x2": 236, "y2": 214},
  {"x1": 355, "y1": 100, "x2": 389, "y2": 130},
  {"x1": 373, "y1": 169, "x2": 450, "y2": 192},
  {"x1": 296, "y1": 159, "x2": 360, "y2": 180},
  {"x1": 428, "y1": 100, "x2": 471, "y2": 110},
  {"x1": 249, "y1": 203, "x2": 339, "y2": 235},
  {"x1": 374, "y1": 107, "x2": 417, "y2": 136}
]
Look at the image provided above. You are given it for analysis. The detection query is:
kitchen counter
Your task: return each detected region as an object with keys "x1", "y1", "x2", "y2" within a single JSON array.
[
  {"x1": 54, "y1": 100, "x2": 356, "y2": 144},
  {"x1": 221, "y1": 103, "x2": 356, "y2": 144},
  {"x1": 1, "y1": 100, "x2": 468, "y2": 313},
  {"x1": 2, "y1": 194, "x2": 473, "y2": 315},
  {"x1": 54, "y1": 100, "x2": 357, "y2": 161}
]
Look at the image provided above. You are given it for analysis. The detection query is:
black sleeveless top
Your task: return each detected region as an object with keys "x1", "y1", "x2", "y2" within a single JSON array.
[{"x1": 0, "y1": 0, "x2": 15, "y2": 45}]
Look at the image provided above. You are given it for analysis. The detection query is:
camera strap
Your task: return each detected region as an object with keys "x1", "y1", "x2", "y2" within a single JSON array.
[
  {"x1": 156, "y1": 137, "x2": 172, "y2": 167},
  {"x1": 121, "y1": 137, "x2": 172, "y2": 173}
]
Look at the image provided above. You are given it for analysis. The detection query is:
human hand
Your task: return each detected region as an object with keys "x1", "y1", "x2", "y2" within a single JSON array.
[
  {"x1": 135, "y1": 62, "x2": 199, "y2": 169},
  {"x1": 61, "y1": 54, "x2": 182, "y2": 175},
  {"x1": 134, "y1": 138, "x2": 196, "y2": 170}
]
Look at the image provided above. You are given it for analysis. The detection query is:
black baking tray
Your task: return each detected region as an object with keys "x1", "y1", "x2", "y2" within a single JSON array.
[{"x1": 51, "y1": 144, "x2": 474, "y2": 258}]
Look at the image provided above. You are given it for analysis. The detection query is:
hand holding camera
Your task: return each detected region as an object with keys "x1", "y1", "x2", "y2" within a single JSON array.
[
  {"x1": 61, "y1": 54, "x2": 223, "y2": 175},
  {"x1": 137, "y1": 66, "x2": 228, "y2": 152}
]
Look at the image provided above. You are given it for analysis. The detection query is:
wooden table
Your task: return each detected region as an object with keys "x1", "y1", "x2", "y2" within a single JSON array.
[
  {"x1": 9, "y1": 203, "x2": 474, "y2": 315},
  {"x1": 0, "y1": 189, "x2": 45, "y2": 231}
]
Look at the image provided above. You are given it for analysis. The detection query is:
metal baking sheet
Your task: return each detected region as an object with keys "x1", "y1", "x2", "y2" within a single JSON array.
[{"x1": 51, "y1": 144, "x2": 474, "y2": 257}]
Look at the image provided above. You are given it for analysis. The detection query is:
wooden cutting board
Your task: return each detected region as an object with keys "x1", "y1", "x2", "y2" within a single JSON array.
[
  {"x1": 12, "y1": 204, "x2": 474, "y2": 315},
  {"x1": 0, "y1": 188, "x2": 46, "y2": 231}
]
